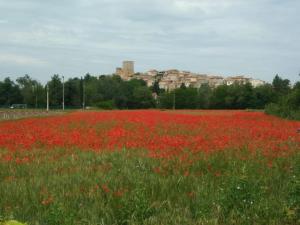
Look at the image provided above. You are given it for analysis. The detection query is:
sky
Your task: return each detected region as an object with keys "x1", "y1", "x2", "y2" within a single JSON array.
[{"x1": 0, "y1": 0, "x2": 299, "y2": 83}]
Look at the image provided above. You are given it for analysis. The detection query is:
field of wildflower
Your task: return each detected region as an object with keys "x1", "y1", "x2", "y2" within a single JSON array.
[{"x1": 0, "y1": 110, "x2": 299, "y2": 225}]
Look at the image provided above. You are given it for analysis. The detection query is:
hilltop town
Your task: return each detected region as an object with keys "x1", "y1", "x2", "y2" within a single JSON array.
[{"x1": 115, "y1": 61, "x2": 266, "y2": 90}]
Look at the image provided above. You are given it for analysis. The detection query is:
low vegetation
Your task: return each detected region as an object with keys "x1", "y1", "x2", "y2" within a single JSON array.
[
  {"x1": 265, "y1": 81, "x2": 300, "y2": 120},
  {"x1": 0, "y1": 149, "x2": 299, "y2": 225},
  {"x1": 0, "y1": 110, "x2": 299, "y2": 224}
]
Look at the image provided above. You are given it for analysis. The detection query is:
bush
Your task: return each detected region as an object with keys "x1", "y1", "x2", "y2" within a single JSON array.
[
  {"x1": 96, "y1": 100, "x2": 116, "y2": 110},
  {"x1": 265, "y1": 103, "x2": 281, "y2": 116},
  {"x1": 265, "y1": 83, "x2": 300, "y2": 120},
  {"x1": 290, "y1": 110, "x2": 300, "y2": 120}
]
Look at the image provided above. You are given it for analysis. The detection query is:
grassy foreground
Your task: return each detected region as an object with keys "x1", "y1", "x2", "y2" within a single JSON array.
[{"x1": 0, "y1": 148, "x2": 299, "y2": 225}]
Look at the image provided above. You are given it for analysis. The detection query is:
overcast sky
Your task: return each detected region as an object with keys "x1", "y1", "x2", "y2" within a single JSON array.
[{"x1": 0, "y1": 0, "x2": 299, "y2": 83}]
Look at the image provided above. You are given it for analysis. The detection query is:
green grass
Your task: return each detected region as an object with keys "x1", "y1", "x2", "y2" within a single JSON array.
[{"x1": 0, "y1": 148, "x2": 299, "y2": 225}]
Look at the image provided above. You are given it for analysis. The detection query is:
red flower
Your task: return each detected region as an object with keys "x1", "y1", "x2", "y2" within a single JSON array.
[
  {"x1": 0, "y1": 110, "x2": 298, "y2": 160},
  {"x1": 101, "y1": 184, "x2": 110, "y2": 193}
]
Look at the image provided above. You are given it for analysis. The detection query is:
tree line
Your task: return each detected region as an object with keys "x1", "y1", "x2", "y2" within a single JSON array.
[
  {"x1": 0, "y1": 74, "x2": 299, "y2": 119},
  {"x1": 0, "y1": 74, "x2": 155, "y2": 109}
]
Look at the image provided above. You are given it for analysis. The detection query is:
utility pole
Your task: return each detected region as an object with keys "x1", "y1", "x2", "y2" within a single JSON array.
[
  {"x1": 62, "y1": 76, "x2": 65, "y2": 110},
  {"x1": 46, "y1": 85, "x2": 49, "y2": 112},
  {"x1": 35, "y1": 84, "x2": 38, "y2": 109},
  {"x1": 82, "y1": 80, "x2": 85, "y2": 110}
]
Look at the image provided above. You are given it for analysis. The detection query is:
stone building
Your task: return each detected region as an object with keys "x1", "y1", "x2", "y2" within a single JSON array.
[
  {"x1": 225, "y1": 76, "x2": 250, "y2": 85},
  {"x1": 224, "y1": 76, "x2": 266, "y2": 87},
  {"x1": 123, "y1": 61, "x2": 134, "y2": 77},
  {"x1": 249, "y1": 79, "x2": 266, "y2": 87},
  {"x1": 147, "y1": 70, "x2": 158, "y2": 77},
  {"x1": 208, "y1": 76, "x2": 225, "y2": 87},
  {"x1": 115, "y1": 61, "x2": 135, "y2": 80},
  {"x1": 114, "y1": 61, "x2": 266, "y2": 90}
]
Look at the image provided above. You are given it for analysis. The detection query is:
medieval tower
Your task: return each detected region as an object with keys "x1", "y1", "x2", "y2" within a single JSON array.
[{"x1": 116, "y1": 61, "x2": 135, "y2": 80}]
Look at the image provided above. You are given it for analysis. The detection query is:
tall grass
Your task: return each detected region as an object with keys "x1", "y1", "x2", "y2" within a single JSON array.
[{"x1": 0, "y1": 148, "x2": 299, "y2": 225}]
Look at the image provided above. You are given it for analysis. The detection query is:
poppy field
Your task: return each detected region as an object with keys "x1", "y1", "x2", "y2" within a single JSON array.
[{"x1": 0, "y1": 110, "x2": 299, "y2": 224}]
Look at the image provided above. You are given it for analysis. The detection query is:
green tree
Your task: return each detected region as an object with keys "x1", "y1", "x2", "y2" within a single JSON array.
[
  {"x1": 16, "y1": 75, "x2": 44, "y2": 108},
  {"x1": 0, "y1": 77, "x2": 22, "y2": 107},
  {"x1": 196, "y1": 84, "x2": 212, "y2": 109},
  {"x1": 47, "y1": 74, "x2": 62, "y2": 108},
  {"x1": 158, "y1": 91, "x2": 174, "y2": 109},
  {"x1": 253, "y1": 84, "x2": 276, "y2": 109},
  {"x1": 174, "y1": 87, "x2": 197, "y2": 109},
  {"x1": 210, "y1": 85, "x2": 229, "y2": 109},
  {"x1": 84, "y1": 74, "x2": 101, "y2": 106},
  {"x1": 124, "y1": 79, "x2": 152, "y2": 109},
  {"x1": 236, "y1": 83, "x2": 254, "y2": 109},
  {"x1": 159, "y1": 87, "x2": 198, "y2": 109},
  {"x1": 272, "y1": 74, "x2": 290, "y2": 97},
  {"x1": 266, "y1": 76, "x2": 300, "y2": 120},
  {"x1": 151, "y1": 80, "x2": 163, "y2": 95},
  {"x1": 64, "y1": 78, "x2": 81, "y2": 107},
  {"x1": 132, "y1": 86, "x2": 155, "y2": 109}
]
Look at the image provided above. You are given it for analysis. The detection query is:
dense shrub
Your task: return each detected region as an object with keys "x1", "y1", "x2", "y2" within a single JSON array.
[
  {"x1": 96, "y1": 100, "x2": 116, "y2": 110},
  {"x1": 265, "y1": 82, "x2": 300, "y2": 120}
]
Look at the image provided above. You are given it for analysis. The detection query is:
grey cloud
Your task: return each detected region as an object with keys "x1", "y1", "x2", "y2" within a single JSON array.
[{"x1": 0, "y1": 0, "x2": 299, "y2": 83}]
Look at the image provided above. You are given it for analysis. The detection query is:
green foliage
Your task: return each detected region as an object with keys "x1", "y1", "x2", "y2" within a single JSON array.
[
  {"x1": 159, "y1": 87, "x2": 198, "y2": 109},
  {"x1": 150, "y1": 80, "x2": 163, "y2": 95},
  {"x1": 272, "y1": 74, "x2": 291, "y2": 97},
  {"x1": 0, "y1": 74, "x2": 297, "y2": 111},
  {"x1": 96, "y1": 100, "x2": 116, "y2": 110},
  {"x1": 132, "y1": 86, "x2": 155, "y2": 109},
  {"x1": 64, "y1": 77, "x2": 82, "y2": 107},
  {"x1": 16, "y1": 75, "x2": 44, "y2": 108},
  {"x1": 197, "y1": 84, "x2": 212, "y2": 109},
  {"x1": 252, "y1": 84, "x2": 276, "y2": 109},
  {"x1": 265, "y1": 103, "x2": 281, "y2": 116},
  {"x1": 210, "y1": 83, "x2": 258, "y2": 109},
  {"x1": 47, "y1": 74, "x2": 63, "y2": 107},
  {"x1": 0, "y1": 78, "x2": 22, "y2": 107},
  {"x1": 158, "y1": 91, "x2": 174, "y2": 109},
  {"x1": 0, "y1": 149, "x2": 299, "y2": 224},
  {"x1": 266, "y1": 81, "x2": 300, "y2": 120},
  {"x1": 44, "y1": 202, "x2": 75, "y2": 225},
  {"x1": 175, "y1": 88, "x2": 198, "y2": 109},
  {"x1": 287, "y1": 175, "x2": 300, "y2": 222},
  {"x1": 220, "y1": 178, "x2": 261, "y2": 221}
]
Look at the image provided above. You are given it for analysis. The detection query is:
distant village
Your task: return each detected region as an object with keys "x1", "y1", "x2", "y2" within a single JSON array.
[{"x1": 115, "y1": 61, "x2": 266, "y2": 90}]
